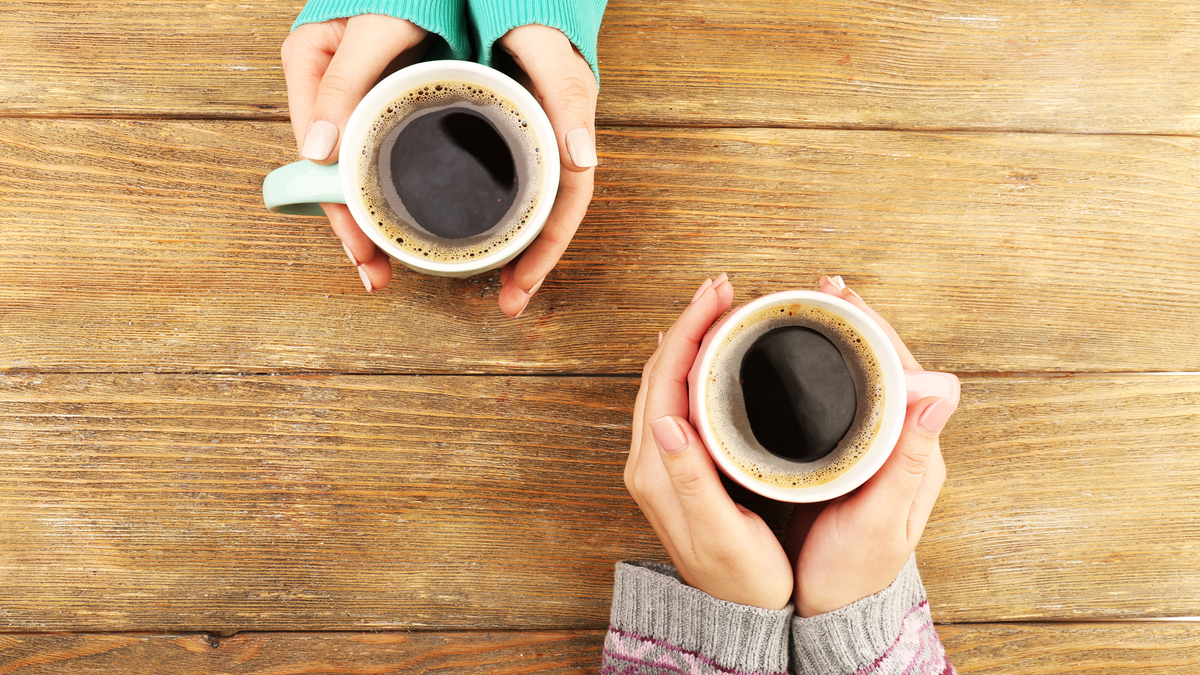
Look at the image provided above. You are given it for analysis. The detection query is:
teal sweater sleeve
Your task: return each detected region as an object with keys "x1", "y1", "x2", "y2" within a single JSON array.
[
  {"x1": 468, "y1": 0, "x2": 608, "y2": 83},
  {"x1": 291, "y1": 0, "x2": 471, "y2": 61}
]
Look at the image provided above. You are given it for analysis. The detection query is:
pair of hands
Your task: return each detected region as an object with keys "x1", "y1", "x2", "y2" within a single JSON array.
[
  {"x1": 625, "y1": 274, "x2": 957, "y2": 615},
  {"x1": 281, "y1": 16, "x2": 597, "y2": 316}
]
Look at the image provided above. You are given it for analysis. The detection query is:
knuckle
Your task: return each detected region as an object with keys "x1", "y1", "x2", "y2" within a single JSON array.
[
  {"x1": 893, "y1": 444, "x2": 933, "y2": 477},
  {"x1": 669, "y1": 466, "x2": 707, "y2": 499},
  {"x1": 318, "y1": 69, "x2": 356, "y2": 100}
]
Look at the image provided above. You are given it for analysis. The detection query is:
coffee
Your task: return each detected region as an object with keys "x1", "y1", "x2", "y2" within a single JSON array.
[
  {"x1": 703, "y1": 304, "x2": 885, "y2": 488},
  {"x1": 357, "y1": 81, "x2": 545, "y2": 262}
]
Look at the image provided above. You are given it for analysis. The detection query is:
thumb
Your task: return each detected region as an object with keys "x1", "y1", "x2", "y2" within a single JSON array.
[
  {"x1": 301, "y1": 15, "x2": 425, "y2": 164},
  {"x1": 500, "y1": 25, "x2": 598, "y2": 172},
  {"x1": 856, "y1": 396, "x2": 957, "y2": 519},
  {"x1": 649, "y1": 416, "x2": 740, "y2": 524}
]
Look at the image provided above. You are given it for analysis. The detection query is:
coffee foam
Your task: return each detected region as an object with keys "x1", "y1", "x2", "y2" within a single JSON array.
[
  {"x1": 704, "y1": 304, "x2": 886, "y2": 489},
  {"x1": 356, "y1": 81, "x2": 544, "y2": 262}
]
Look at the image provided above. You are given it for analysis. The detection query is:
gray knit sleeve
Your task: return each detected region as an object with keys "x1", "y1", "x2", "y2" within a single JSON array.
[
  {"x1": 790, "y1": 555, "x2": 955, "y2": 675},
  {"x1": 603, "y1": 560, "x2": 794, "y2": 675}
]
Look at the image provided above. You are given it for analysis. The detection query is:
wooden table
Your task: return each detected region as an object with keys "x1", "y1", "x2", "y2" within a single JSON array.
[{"x1": 2, "y1": 1, "x2": 1199, "y2": 672}]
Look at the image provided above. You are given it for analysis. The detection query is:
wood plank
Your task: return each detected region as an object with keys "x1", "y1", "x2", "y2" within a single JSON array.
[
  {"x1": 599, "y1": 0, "x2": 1200, "y2": 133},
  {"x1": 2, "y1": 120, "x2": 1199, "y2": 374},
  {"x1": 1, "y1": 374, "x2": 1197, "y2": 631},
  {"x1": 0, "y1": 631, "x2": 605, "y2": 675},
  {"x1": 939, "y1": 623, "x2": 1200, "y2": 674},
  {"x1": 4, "y1": 1, "x2": 1199, "y2": 134},
  {"x1": 2, "y1": 624, "x2": 1199, "y2": 674}
]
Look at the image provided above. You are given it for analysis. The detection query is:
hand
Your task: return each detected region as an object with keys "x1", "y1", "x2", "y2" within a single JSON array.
[
  {"x1": 785, "y1": 276, "x2": 959, "y2": 617},
  {"x1": 625, "y1": 274, "x2": 794, "y2": 610},
  {"x1": 495, "y1": 25, "x2": 598, "y2": 317},
  {"x1": 281, "y1": 15, "x2": 432, "y2": 293}
]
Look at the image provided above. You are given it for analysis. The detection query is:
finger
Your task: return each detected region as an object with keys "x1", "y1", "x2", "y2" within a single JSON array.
[
  {"x1": 648, "y1": 415, "x2": 747, "y2": 542},
  {"x1": 627, "y1": 336, "x2": 664, "y2": 472},
  {"x1": 818, "y1": 275, "x2": 921, "y2": 371},
  {"x1": 643, "y1": 274, "x2": 732, "y2": 425},
  {"x1": 322, "y1": 203, "x2": 392, "y2": 291},
  {"x1": 281, "y1": 21, "x2": 344, "y2": 148},
  {"x1": 501, "y1": 25, "x2": 599, "y2": 173},
  {"x1": 301, "y1": 15, "x2": 426, "y2": 164},
  {"x1": 497, "y1": 167, "x2": 593, "y2": 317},
  {"x1": 852, "y1": 396, "x2": 957, "y2": 526},
  {"x1": 783, "y1": 502, "x2": 825, "y2": 564},
  {"x1": 906, "y1": 441, "x2": 946, "y2": 545}
]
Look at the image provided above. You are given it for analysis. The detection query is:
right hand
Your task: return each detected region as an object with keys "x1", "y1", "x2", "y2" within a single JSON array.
[
  {"x1": 624, "y1": 274, "x2": 794, "y2": 610},
  {"x1": 281, "y1": 15, "x2": 431, "y2": 293}
]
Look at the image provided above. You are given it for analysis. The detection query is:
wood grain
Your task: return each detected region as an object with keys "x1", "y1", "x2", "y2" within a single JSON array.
[
  {"x1": 0, "y1": 631, "x2": 605, "y2": 675},
  {"x1": 939, "y1": 623, "x2": 1200, "y2": 674},
  {"x1": 3, "y1": 1, "x2": 1199, "y2": 134},
  {"x1": 2, "y1": 624, "x2": 1199, "y2": 674},
  {"x1": 1, "y1": 373, "x2": 1197, "y2": 631},
  {"x1": 2, "y1": 119, "x2": 1198, "y2": 374}
]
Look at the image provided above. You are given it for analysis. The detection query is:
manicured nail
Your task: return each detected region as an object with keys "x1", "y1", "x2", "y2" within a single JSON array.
[
  {"x1": 527, "y1": 276, "x2": 546, "y2": 296},
  {"x1": 565, "y1": 127, "x2": 598, "y2": 168},
  {"x1": 712, "y1": 272, "x2": 729, "y2": 289},
  {"x1": 690, "y1": 278, "x2": 713, "y2": 304},
  {"x1": 357, "y1": 265, "x2": 373, "y2": 293},
  {"x1": 342, "y1": 242, "x2": 360, "y2": 267},
  {"x1": 650, "y1": 417, "x2": 688, "y2": 454},
  {"x1": 828, "y1": 275, "x2": 846, "y2": 290},
  {"x1": 845, "y1": 287, "x2": 864, "y2": 301},
  {"x1": 657, "y1": 331, "x2": 664, "y2": 345},
  {"x1": 918, "y1": 398, "x2": 956, "y2": 435},
  {"x1": 301, "y1": 120, "x2": 339, "y2": 161}
]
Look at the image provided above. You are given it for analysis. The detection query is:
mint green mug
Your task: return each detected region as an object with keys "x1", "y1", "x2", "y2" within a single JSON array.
[{"x1": 263, "y1": 60, "x2": 560, "y2": 278}]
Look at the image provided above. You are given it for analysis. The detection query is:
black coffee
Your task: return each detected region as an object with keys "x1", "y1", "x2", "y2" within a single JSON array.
[
  {"x1": 703, "y1": 303, "x2": 885, "y2": 489},
  {"x1": 740, "y1": 326, "x2": 857, "y2": 462},
  {"x1": 385, "y1": 107, "x2": 517, "y2": 239},
  {"x1": 357, "y1": 82, "x2": 544, "y2": 262}
]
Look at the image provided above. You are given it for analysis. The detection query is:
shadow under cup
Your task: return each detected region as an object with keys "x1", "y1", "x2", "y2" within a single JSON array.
[{"x1": 687, "y1": 291, "x2": 909, "y2": 503}]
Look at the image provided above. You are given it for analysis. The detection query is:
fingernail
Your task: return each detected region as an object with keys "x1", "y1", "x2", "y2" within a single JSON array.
[
  {"x1": 918, "y1": 398, "x2": 956, "y2": 435},
  {"x1": 301, "y1": 120, "x2": 339, "y2": 161},
  {"x1": 657, "y1": 331, "x2": 664, "y2": 345},
  {"x1": 342, "y1": 242, "x2": 360, "y2": 267},
  {"x1": 565, "y1": 127, "x2": 598, "y2": 168},
  {"x1": 357, "y1": 265, "x2": 373, "y2": 293},
  {"x1": 690, "y1": 278, "x2": 713, "y2": 304},
  {"x1": 650, "y1": 417, "x2": 688, "y2": 454},
  {"x1": 712, "y1": 272, "x2": 729, "y2": 289},
  {"x1": 527, "y1": 276, "x2": 546, "y2": 297},
  {"x1": 846, "y1": 287, "x2": 863, "y2": 301},
  {"x1": 828, "y1": 275, "x2": 846, "y2": 290}
]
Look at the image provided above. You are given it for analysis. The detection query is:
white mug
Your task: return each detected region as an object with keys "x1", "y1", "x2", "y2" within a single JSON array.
[
  {"x1": 688, "y1": 290, "x2": 959, "y2": 503},
  {"x1": 262, "y1": 60, "x2": 560, "y2": 278}
]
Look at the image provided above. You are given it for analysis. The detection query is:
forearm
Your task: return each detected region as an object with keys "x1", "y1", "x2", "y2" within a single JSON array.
[
  {"x1": 292, "y1": 0, "x2": 470, "y2": 59},
  {"x1": 604, "y1": 560, "x2": 793, "y2": 675},
  {"x1": 467, "y1": 0, "x2": 608, "y2": 82},
  {"x1": 790, "y1": 555, "x2": 955, "y2": 675}
]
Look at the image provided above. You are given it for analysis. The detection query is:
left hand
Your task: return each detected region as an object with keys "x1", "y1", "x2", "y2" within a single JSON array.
[
  {"x1": 495, "y1": 25, "x2": 598, "y2": 317},
  {"x1": 785, "y1": 276, "x2": 959, "y2": 617}
]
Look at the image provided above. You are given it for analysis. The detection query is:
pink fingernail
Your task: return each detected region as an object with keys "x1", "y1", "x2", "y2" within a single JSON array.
[
  {"x1": 357, "y1": 266, "x2": 373, "y2": 293},
  {"x1": 565, "y1": 127, "x2": 598, "y2": 168},
  {"x1": 301, "y1": 120, "x2": 338, "y2": 161},
  {"x1": 828, "y1": 275, "x2": 846, "y2": 290},
  {"x1": 713, "y1": 272, "x2": 729, "y2": 289},
  {"x1": 342, "y1": 242, "x2": 360, "y2": 267},
  {"x1": 650, "y1": 417, "x2": 688, "y2": 454},
  {"x1": 690, "y1": 278, "x2": 713, "y2": 304},
  {"x1": 657, "y1": 331, "x2": 664, "y2": 345},
  {"x1": 918, "y1": 399, "x2": 956, "y2": 435},
  {"x1": 527, "y1": 276, "x2": 546, "y2": 296}
]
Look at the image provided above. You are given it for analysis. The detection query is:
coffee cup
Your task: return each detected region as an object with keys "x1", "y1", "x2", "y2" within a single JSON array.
[
  {"x1": 688, "y1": 290, "x2": 959, "y2": 503},
  {"x1": 262, "y1": 60, "x2": 560, "y2": 278}
]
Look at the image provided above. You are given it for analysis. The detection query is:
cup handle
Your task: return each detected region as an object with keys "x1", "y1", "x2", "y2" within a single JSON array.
[
  {"x1": 904, "y1": 370, "x2": 961, "y2": 407},
  {"x1": 262, "y1": 160, "x2": 345, "y2": 216}
]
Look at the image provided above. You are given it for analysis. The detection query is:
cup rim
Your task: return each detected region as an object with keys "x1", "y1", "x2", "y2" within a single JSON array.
[
  {"x1": 338, "y1": 60, "x2": 561, "y2": 275},
  {"x1": 690, "y1": 290, "x2": 908, "y2": 503}
]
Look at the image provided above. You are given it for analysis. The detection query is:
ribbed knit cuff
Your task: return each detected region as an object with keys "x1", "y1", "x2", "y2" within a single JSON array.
[
  {"x1": 467, "y1": 0, "x2": 607, "y2": 83},
  {"x1": 791, "y1": 554, "x2": 950, "y2": 675},
  {"x1": 605, "y1": 561, "x2": 792, "y2": 675},
  {"x1": 292, "y1": 0, "x2": 471, "y2": 60}
]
